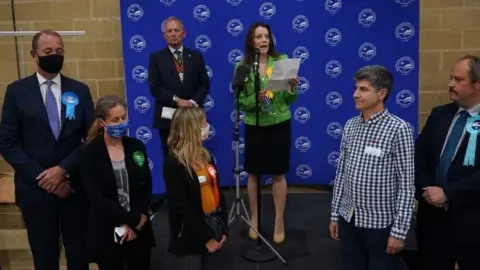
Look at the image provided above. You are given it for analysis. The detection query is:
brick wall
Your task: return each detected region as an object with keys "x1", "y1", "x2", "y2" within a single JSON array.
[{"x1": 0, "y1": 0, "x2": 479, "y2": 173}]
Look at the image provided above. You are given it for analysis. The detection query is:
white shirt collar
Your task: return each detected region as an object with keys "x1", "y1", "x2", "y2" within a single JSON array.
[
  {"x1": 36, "y1": 72, "x2": 61, "y2": 86},
  {"x1": 169, "y1": 45, "x2": 183, "y2": 55}
]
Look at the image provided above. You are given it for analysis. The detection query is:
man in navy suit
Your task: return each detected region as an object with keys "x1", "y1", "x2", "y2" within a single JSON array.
[
  {"x1": 0, "y1": 29, "x2": 94, "y2": 270},
  {"x1": 148, "y1": 16, "x2": 210, "y2": 155},
  {"x1": 415, "y1": 55, "x2": 480, "y2": 270},
  {"x1": 148, "y1": 16, "x2": 210, "y2": 208}
]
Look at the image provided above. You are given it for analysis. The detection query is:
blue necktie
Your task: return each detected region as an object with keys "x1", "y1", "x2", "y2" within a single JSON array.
[
  {"x1": 435, "y1": 110, "x2": 469, "y2": 186},
  {"x1": 45, "y1": 80, "x2": 60, "y2": 139}
]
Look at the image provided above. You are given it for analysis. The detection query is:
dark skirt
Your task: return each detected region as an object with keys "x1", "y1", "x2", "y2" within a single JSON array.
[{"x1": 243, "y1": 119, "x2": 291, "y2": 175}]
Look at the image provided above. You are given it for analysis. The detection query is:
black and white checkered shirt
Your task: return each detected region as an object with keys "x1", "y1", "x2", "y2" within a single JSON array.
[{"x1": 330, "y1": 109, "x2": 415, "y2": 240}]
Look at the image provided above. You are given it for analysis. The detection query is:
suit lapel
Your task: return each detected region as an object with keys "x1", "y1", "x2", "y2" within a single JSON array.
[
  {"x1": 26, "y1": 74, "x2": 50, "y2": 127},
  {"x1": 182, "y1": 48, "x2": 192, "y2": 84},
  {"x1": 434, "y1": 103, "x2": 459, "y2": 163}
]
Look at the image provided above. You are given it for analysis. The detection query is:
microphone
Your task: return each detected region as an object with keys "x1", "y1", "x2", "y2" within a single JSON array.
[
  {"x1": 253, "y1": 48, "x2": 260, "y2": 76},
  {"x1": 231, "y1": 63, "x2": 250, "y2": 96}
]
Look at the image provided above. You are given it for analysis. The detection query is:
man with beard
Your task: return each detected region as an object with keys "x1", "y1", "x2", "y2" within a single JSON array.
[
  {"x1": 0, "y1": 29, "x2": 94, "y2": 270},
  {"x1": 415, "y1": 55, "x2": 480, "y2": 270}
]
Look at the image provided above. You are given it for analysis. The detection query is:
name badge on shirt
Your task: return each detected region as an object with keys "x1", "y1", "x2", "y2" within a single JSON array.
[
  {"x1": 365, "y1": 146, "x2": 382, "y2": 157},
  {"x1": 198, "y1": 175, "x2": 207, "y2": 184}
]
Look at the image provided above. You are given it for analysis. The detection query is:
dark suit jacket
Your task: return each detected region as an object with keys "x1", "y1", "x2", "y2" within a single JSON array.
[
  {"x1": 163, "y1": 153, "x2": 228, "y2": 256},
  {"x1": 0, "y1": 73, "x2": 94, "y2": 207},
  {"x1": 79, "y1": 136, "x2": 154, "y2": 260},
  {"x1": 415, "y1": 102, "x2": 480, "y2": 245},
  {"x1": 148, "y1": 46, "x2": 210, "y2": 130}
]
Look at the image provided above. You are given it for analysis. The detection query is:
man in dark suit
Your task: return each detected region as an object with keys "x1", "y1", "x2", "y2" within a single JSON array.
[
  {"x1": 148, "y1": 16, "x2": 210, "y2": 157},
  {"x1": 415, "y1": 55, "x2": 480, "y2": 270},
  {"x1": 0, "y1": 29, "x2": 94, "y2": 270},
  {"x1": 147, "y1": 16, "x2": 210, "y2": 209}
]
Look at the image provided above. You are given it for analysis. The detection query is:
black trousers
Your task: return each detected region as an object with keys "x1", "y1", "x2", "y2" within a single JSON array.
[
  {"x1": 20, "y1": 192, "x2": 89, "y2": 270},
  {"x1": 338, "y1": 216, "x2": 400, "y2": 270},
  {"x1": 416, "y1": 201, "x2": 480, "y2": 270},
  {"x1": 96, "y1": 237, "x2": 151, "y2": 270}
]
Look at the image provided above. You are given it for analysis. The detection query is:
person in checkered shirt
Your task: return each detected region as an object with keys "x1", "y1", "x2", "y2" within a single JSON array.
[{"x1": 329, "y1": 65, "x2": 416, "y2": 270}]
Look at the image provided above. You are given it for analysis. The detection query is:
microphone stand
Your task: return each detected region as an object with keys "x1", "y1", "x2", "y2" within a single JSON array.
[
  {"x1": 228, "y1": 83, "x2": 252, "y2": 227},
  {"x1": 243, "y1": 52, "x2": 287, "y2": 264}
]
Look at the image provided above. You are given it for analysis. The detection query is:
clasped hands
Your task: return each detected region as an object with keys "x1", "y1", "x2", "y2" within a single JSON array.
[
  {"x1": 37, "y1": 166, "x2": 74, "y2": 199},
  {"x1": 422, "y1": 186, "x2": 448, "y2": 208},
  {"x1": 205, "y1": 235, "x2": 227, "y2": 253},
  {"x1": 120, "y1": 214, "x2": 149, "y2": 244}
]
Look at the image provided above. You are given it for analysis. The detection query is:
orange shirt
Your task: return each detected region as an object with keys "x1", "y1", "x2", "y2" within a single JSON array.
[{"x1": 195, "y1": 167, "x2": 217, "y2": 214}]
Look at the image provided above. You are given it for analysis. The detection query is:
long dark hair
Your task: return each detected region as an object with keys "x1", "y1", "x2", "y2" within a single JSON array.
[{"x1": 243, "y1": 22, "x2": 280, "y2": 66}]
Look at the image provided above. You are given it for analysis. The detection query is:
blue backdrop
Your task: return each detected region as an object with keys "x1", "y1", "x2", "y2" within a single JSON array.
[{"x1": 119, "y1": 0, "x2": 419, "y2": 194}]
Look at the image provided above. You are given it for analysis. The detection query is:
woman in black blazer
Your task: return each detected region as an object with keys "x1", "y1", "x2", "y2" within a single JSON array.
[
  {"x1": 80, "y1": 95, "x2": 154, "y2": 270},
  {"x1": 163, "y1": 107, "x2": 229, "y2": 270}
]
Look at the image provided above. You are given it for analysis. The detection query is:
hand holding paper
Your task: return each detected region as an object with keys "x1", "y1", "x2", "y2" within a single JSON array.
[{"x1": 264, "y1": 58, "x2": 301, "y2": 91}]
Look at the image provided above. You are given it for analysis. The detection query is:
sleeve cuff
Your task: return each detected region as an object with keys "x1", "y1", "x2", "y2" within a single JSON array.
[{"x1": 389, "y1": 228, "x2": 407, "y2": 241}]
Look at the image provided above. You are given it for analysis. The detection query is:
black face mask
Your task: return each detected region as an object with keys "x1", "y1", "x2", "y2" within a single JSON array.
[{"x1": 37, "y1": 54, "x2": 64, "y2": 74}]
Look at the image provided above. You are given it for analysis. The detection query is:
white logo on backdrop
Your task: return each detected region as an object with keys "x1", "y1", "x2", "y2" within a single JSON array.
[
  {"x1": 396, "y1": 56, "x2": 415, "y2": 75},
  {"x1": 326, "y1": 91, "x2": 343, "y2": 109},
  {"x1": 396, "y1": 89, "x2": 415, "y2": 108},
  {"x1": 193, "y1": 5, "x2": 210, "y2": 22},
  {"x1": 205, "y1": 65, "x2": 213, "y2": 79},
  {"x1": 325, "y1": 0, "x2": 342, "y2": 14},
  {"x1": 135, "y1": 126, "x2": 152, "y2": 143},
  {"x1": 127, "y1": 4, "x2": 143, "y2": 22},
  {"x1": 132, "y1": 66, "x2": 148, "y2": 83},
  {"x1": 134, "y1": 96, "x2": 150, "y2": 113},
  {"x1": 396, "y1": 0, "x2": 414, "y2": 7},
  {"x1": 195, "y1": 35, "x2": 212, "y2": 52},
  {"x1": 160, "y1": 0, "x2": 176, "y2": 6},
  {"x1": 297, "y1": 77, "x2": 309, "y2": 94},
  {"x1": 296, "y1": 164, "x2": 313, "y2": 179},
  {"x1": 272, "y1": 34, "x2": 277, "y2": 46},
  {"x1": 228, "y1": 49, "x2": 244, "y2": 65},
  {"x1": 235, "y1": 166, "x2": 248, "y2": 183},
  {"x1": 292, "y1": 15, "x2": 309, "y2": 33},
  {"x1": 358, "y1": 9, "x2": 376, "y2": 28},
  {"x1": 294, "y1": 107, "x2": 310, "y2": 124},
  {"x1": 295, "y1": 136, "x2": 312, "y2": 152},
  {"x1": 230, "y1": 110, "x2": 244, "y2": 124},
  {"x1": 129, "y1": 35, "x2": 146, "y2": 52},
  {"x1": 232, "y1": 137, "x2": 245, "y2": 154},
  {"x1": 161, "y1": 19, "x2": 168, "y2": 32},
  {"x1": 325, "y1": 60, "x2": 342, "y2": 78},
  {"x1": 328, "y1": 151, "x2": 340, "y2": 167},
  {"x1": 203, "y1": 95, "x2": 215, "y2": 111},
  {"x1": 325, "y1": 28, "x2": 342, "y2": 46},
  {"x1": 292, "y1": 46, "x2": 309, "y2": 63},
  {"x1": 327, "y1": 122, "x2": 343, "y2": 139},
  {"x1": 227, "y1": 19, "x2": 244, "y2": 36},
  {"x1": 148, "y1": 158, "x2": 153, "y2": 170},
  {"x1": 395, "y1": 22, "x2": 415, "y2": 42},
  {"x1": 358, "y1": 42, "x2": 376, "y2": 61},
  {"x1": 259, "y1": 2, "x2": 276, "y2": 19},
  {"x1": 227, "y1": 0, "x2": 243, "y2": 6}
]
